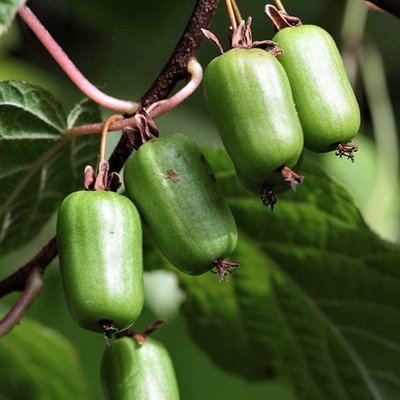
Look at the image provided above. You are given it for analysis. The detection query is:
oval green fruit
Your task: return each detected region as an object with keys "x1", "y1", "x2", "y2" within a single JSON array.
[
  {"x1": 57, "y1": 190, "x2": 144, "y2": 334},
  {"x1": 123, "y1": 133, "x2": 238, "y2": 276},
  {"x1": 101, "y1": 336, "x2": 180, "y2": 400},
  {"x1": 273, "y1": 25, "x2": 360, "y2": 153},
  {"x1": 203, "y1": 47, "x2": 304, "y2": 187}
]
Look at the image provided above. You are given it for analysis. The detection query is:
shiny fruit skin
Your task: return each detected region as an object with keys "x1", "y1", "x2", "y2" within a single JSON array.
[
  {"x1": 123, "y1": 133, "x2": 238, "y2": 275},
  {"x1": 273, "y1": 25, "x2": 360, "y2": 152},
  {"x1": 203, "y1": 48, "x2": 304, "y2": 183},
  {"x1": 101, "y1": 336, "x2": 180, "y2": 400},
  {"x1": 57, "y1": 190, "x2": 144, "y2": 333}
]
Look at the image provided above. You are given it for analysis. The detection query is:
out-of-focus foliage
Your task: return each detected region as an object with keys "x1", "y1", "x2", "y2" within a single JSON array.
[
  {"x1": 0, "y1": 0, "x2": 25, "y2": 36},
  {"x1": 0, "y1": 313, "x2": 86, "y2": 399},
  {"x1": 146, "y1": 149, "x2": 400, "y2": 399}
]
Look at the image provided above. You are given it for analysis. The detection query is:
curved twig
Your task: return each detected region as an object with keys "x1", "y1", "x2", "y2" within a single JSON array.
[
  {"x1": 65, "y1": 58, "x2": 203, "y2": 137},
  {"x1": 0, "y1": 269, "x2": 44, "y2": 337},
  {"x1": 139, "y1": 0, "x2": 219, "y2": 108},
  {"x1": 0, "y1": 0, "x2": 220, "y2": 299},
  {"x1": 18, "y1": 6, "x2": 138, "y2": 113},
  {"x1": 146, "y1": 58, "x2": 203, "y2": 118},
  {"x1": 0, "y1": 237, "x2": 56, "y2": 298}
]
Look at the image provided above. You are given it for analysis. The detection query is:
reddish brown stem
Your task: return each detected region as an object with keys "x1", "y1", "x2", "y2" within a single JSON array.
[
  {"x1": 280, "y1": 165, "x2": 304, "y2": 190},
  {"x1": 0, "y1": 0, "x2": 220, "y2": 299},
  {"x1": 366, "y1": 0, "x2": 400, "y2": 17},
  {"x1": 139, "y1": 0, "x2": 220, "y2": 108},
  {"x1": 0, "y1": 269, "x2": 44, "y2": 337},
  {"x1": 0, "y1": 237, "x2": 56, "y2": 298},
  {"x1": 18, "y1": 6, "x2": 138, "y2": 113},
  {"x1": 115, "y1": 319, "x2": 166, "y2": 343}
]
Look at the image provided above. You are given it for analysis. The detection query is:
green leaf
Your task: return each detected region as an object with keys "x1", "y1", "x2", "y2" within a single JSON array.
[
  {"x1": 0, "y1": 0, "x2": 25, "y2": 36},
  {"x1": 147, "y1": 148, "x2": 400, "y2": 400},
  {"x1": 0, "y1": 315, "x2": 87, "y2": 399},
  {"x1": 0, "y1": 81, "x2": 101, "y2": 255}
]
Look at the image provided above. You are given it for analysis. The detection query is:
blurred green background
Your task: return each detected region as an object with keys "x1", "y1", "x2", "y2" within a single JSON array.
[{"x1": 1, "y1": 0, "x2": 399, "y2": 399}]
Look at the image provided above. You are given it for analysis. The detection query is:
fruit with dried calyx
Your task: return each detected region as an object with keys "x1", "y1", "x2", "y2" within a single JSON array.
[
  {"x1": 57, "y1": 189, "x2": 144, "y2": 336},
  {"x1": 123, "y1": 133, "x2": 238, "y2": 281},
  {"x1": 267, "y1": 5, "x2": 360, "y2": 161},
  {"x1": 203, "y1": 18, "x2": 304, "y2": 209},
  {"x1": 101, "y1": 327, "x2": 180, "y2": 400}
]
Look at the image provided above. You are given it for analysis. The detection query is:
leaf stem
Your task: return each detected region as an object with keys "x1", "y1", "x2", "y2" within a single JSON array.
[
  {"x1": 0, "y1": 269, "x2": 43, "y2": 337},
  {"x1": 99, "y1": 115, "x2": 124, "y2": 163},
  {"x1": 65, "y1": 58, "x2": 203, "y2": 137},
  {"x1": 274, "y1": 0, "x2": 287, "y2": 13},
  {"x1": 17, "y1": 5, "x2": 138, "y2": 113},
  {"x1": 231, "y1": 0, "x2": 243, "y2": 23},
  {"x1": 225, "y1": 0, "x2": 237, "y2": 29}
]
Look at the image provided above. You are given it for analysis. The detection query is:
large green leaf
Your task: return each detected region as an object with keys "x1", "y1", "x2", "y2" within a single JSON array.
[
  {"x1": 0, "y1": 81, "x2": 100, "y2": 255},
  {"x1": 0, "y1": 315, "x2": 87, "y2": 399},
  {"x1": 146, "y1": 148, "x2": 400, "y2": 399},
  {"x1": 0, "y1": 0, "x2": 25, "y2": 36}
]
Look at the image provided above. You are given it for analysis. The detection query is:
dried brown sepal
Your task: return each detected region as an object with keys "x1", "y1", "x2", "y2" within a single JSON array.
[
  {"x1": 231, "y1": 17, "x2": 253, "y2": 49},
  {"x1": 201, "y1": 28, "x2": 225, "y2": 54},
  {"x1": 265, "y1": 4, "x2": 302, "y2": 31},
  {"x1": 84, "y1": 165, "x2": 96, "y2": 190},
  {"x1": 124, "y1": 111, "x2": 159, "y2": 150},
  {"x1": 203, "y1": 15, "x2": 282, "y2": 55},
  {"x1": 107, "y1": 172, "x2": 122, "y2": 192},
  {"x1": 94, "y1": 160, "x2": 110, "y2": 191},
  {"x1": 260, "y1": 185, "x2": 277, "y2": 210},
  {"x1": 123, "y1": 126, "x2": 143, "y2": 150},
  {"x1": 335, "y1": 142, "x2": 358, "y2": 163},
  {"x1": 100, "y1": 319, "x2": 119, "y2": 340},
  {"x1": 212, "y1": 258, "x2": 240, "y2": 282},
  {"x1": 280, "y1": 165, "x2": 304, "y2": 191},
  {"x1": 135, "y1": 112, "x2": 158, "y2": 145},
  {"x1": 84, "y1": 161, "x2": 122, "y2": 192},
  {"x1": 141, "y1": 109, "x2": 159, "y2": 137},
  {"x1": 252, "y1": 40, "x2": 282, "y2": 55}
]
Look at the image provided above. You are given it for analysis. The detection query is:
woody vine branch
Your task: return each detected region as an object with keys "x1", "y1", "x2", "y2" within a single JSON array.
[
  {"x1": 1, "y1": 0, "x2": 398, "y2": 299},
  {"x1": 0, "y1": 0, "x2": 220, "y2": 299}
]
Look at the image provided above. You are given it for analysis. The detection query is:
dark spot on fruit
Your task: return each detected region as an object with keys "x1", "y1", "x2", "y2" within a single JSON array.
[{"x1": 164, "y1": 169, "x2": 180, "y2": 183}]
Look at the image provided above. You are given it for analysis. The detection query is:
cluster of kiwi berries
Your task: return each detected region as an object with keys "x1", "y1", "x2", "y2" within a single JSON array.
[{"x1": 56, "y1": 3, "x2": 360, "y2": 399}]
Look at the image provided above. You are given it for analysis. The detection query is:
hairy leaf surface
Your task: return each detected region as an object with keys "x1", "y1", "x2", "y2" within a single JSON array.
[{"x1": 0, "y1": 81, "x2": 100, "y2": 255}]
